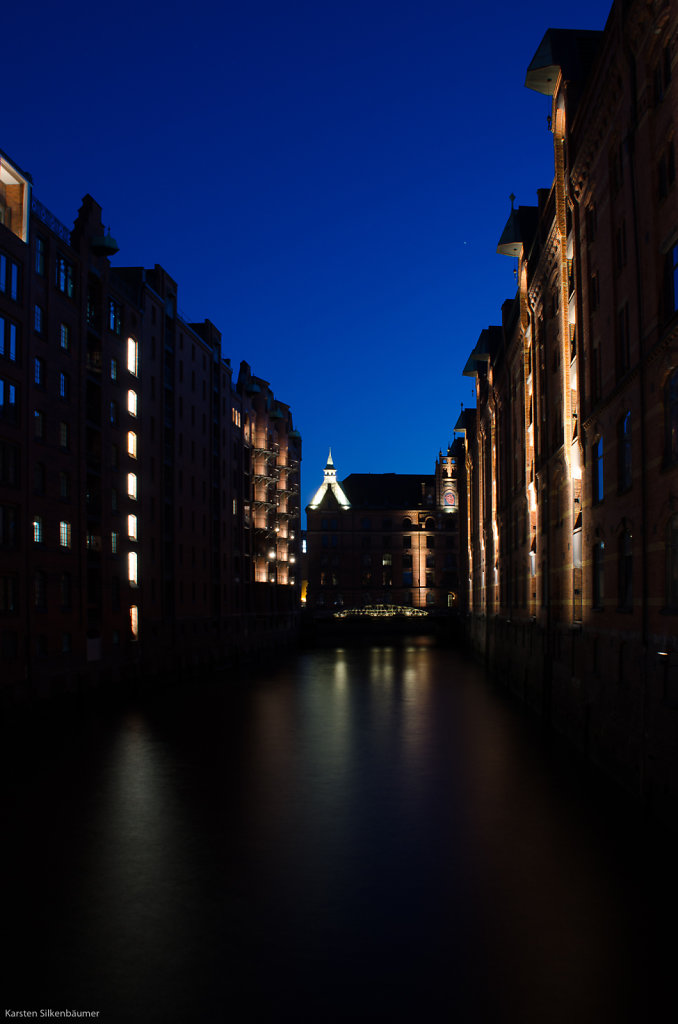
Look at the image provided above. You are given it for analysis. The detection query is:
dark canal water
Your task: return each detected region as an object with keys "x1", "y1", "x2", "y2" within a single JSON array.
[{"x1": 3, "y1": 638, "x2": 677, "y2": 1023}]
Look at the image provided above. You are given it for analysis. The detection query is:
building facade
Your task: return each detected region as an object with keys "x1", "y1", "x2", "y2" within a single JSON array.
[
  {"x1": 0, "y1": 148, "x2": 301, "y2": 704},
  {"x1": 305, "y1": 449, "x2": 461, "y2": 613},
  {"x1": 458, "y1": 0, "x2": 678, "y2": 816}
]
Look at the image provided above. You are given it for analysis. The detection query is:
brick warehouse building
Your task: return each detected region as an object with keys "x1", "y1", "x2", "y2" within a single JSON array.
[
  {"x1": 457, "y1": 0, "x2": 678, "y2": 818},
  {"x1": 0, "y1": 148, "x2": 301, "y2": 703},
  {"x1": 305, "y1": 448, "x2": 461, "y2": 613}
]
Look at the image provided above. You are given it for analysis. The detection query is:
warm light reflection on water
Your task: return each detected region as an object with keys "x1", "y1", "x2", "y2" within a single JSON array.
[{"x1": 2, "y1": 639, "x2": 676, "y2": 1022}]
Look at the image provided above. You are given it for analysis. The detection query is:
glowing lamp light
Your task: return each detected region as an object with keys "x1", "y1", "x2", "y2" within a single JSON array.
[{"x1": 571, "y1": 446, "x2": 582, "y2": 480}]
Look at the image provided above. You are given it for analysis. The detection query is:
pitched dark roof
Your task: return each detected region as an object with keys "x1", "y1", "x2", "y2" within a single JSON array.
[{"x1": 341, "y1": 473, "x2": 434, "y2": 509}]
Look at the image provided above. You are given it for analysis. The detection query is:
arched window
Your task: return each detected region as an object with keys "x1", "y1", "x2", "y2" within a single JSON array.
[
  {"x1": 593, "y1": 541, "x2": 605, "y2": 608},
  {"x1": 592, "y1": 437, "x2": 604, "y2": 503},
  {"x1": 618, "y1": 412, "x2": 632, "y2": 491},
  {"x1": 666, "y1": 514, "x2": 678, "y2": 608},
  {"x1": 665, "y1": 369, "x2": 678, "y2": 463}
]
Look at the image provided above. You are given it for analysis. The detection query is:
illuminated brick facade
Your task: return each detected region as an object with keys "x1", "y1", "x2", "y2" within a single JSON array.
[
  {"x1": 458, "y1": 0, "x2": 678, "y2": 814},
  {"x1": 305, "y1": 449, "x2": 461, "y2": 612},
  {"x1": 0, "y1": 150, "x2": 301, "y2": 702}
]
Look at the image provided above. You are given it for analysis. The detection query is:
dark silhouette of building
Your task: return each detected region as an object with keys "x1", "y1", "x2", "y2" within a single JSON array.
[{"x1": 0, "y1": 148, "x2": 300, "y2": 703}]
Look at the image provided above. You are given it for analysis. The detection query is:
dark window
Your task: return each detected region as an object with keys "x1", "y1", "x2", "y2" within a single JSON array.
[
  {"x1": 666, "y1": 369, "x2": 678, "y2": 463},
  {"x1": 56, "y1": 256, "x2": 75, "y2": 298},
  {"x1": 34, "y1": 571, "x2": 46, "y2": 610},
  {"x1": 658, "y1": 140, "x2": 676, "y2": 200},
  {"x1": 618, "y1": 412, "x2": 632, "y2": 491},
  {"x1": 0, "y1": 504, "x2": 18, "y2": 547},
  {"x1": 616, "y1": 303, "x2": 630, "y2": 378},
  {"x1": 0, "y1": 378, "x2": 18, "y2": 424},
  {"x1": 592, "y1": 438, "x2": 604, "y2": 503},
  {"x1": 667, "y1": 515, "x2": 678, "y2": 608},
  {"x1": 593, "y1": 542, "x2": 605, "y2": 609},
  {"x1": 0, "y1": 574, "x2": 18, "y2": 613},
  {"x1": 615, "y1": 221, "x2": 627, "y2": 272},
  {"x1": 0, "y1": 252, "x2": 20, "y2": 300},
  {"x1": 589, "y1": 272, "x2": 600, "y2": 312},
  {"x1": 0, "y1": 442, "x2": 19, "y2": 486},
  {"x1": 618, "y1": 531, "x2": 633, "y2": 611},
  {"x1": 0, "y1": 316, "x2": 18, "y2": 362},
  {"x1": 666, "y1": 243, "x2": 678, "y2": 319},
  {"x1": 586, "y1": 203, "x2": 597, "y2": 243},
  {"x1": 108, "y1": 299, "x2": 122, "y2": 335},
  {"x1": 60, "y1": 573, "x2": 71, "y2": 609},
  {"x1": 35, "y1": 237, "x2": 45, "y2": 276}
]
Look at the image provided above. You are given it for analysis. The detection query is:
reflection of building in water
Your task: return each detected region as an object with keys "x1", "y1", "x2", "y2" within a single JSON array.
[{"x1": 305, "y1": 446, "x2": 462, "y2": 611}]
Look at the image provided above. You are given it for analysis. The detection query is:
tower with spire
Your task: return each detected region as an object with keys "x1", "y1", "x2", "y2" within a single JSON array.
[{"x1": 308, "y1": 449, "x2": 351, "y2": 510}]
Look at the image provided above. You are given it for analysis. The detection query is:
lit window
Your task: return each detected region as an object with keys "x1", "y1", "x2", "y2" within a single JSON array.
[
  {"x1": 33, "y1": 515, "x2": 43, "y2": 543},
  {"x1": 110, "y1": 400, "x2": 118, "y2": 425},
  {"x1": 34, "y1": 305, "x2": 43, "y2": 333},
  {"x1": 127, "y1": 473, "x2": 137, "y2": 500},
  {"x1": 60, "y1": 323, "x2": 70, "y2": 351},
  {"x1": 111, "y1": 531, "x2": 118, "y2": 554},
  {"x1": 110, "y1": 358, "x2": 118, "y2": 381},
  {"x1": 127, "y1": 337, "x2": 138, "y2": 376},
  {"x1": 127, "y1": 431, "x2": 137, "y2": 458},
  {"x1": 130, "y1": 604, "x2": 139, "y2": 639},
  {"x1": 127, "y1": 390, "x2": 137, "y2": 416},
  {"x1": 34, "y1": 358, "x2": 43, "y2": 387},
  {"x1": 59, "y1": 520, "x2": 71, "y2": 548},
  {"x1": 59, "y1": 372, "x2": 69, "y2": 400},
  {"x1": 127, "y1": 514, "x2": 137, "y2": 540},
  {"x1": 128, "y1": 551, "x2": 138, "y2": 586}
]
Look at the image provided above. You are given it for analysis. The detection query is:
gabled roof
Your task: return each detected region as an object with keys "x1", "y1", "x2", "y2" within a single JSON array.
[{"x1": 525, "y1": 28, "x2": 604, "y2": 96}]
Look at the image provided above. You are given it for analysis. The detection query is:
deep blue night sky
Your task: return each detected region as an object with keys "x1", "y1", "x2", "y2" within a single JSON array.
[{"x1": 5, "y1": 0, "x2": 612, "y2": 511}]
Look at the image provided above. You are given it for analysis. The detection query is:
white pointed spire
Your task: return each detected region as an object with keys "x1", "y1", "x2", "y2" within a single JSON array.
[{"x1": 308, "y1": 448, "x2": 351, "y2": 509}]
